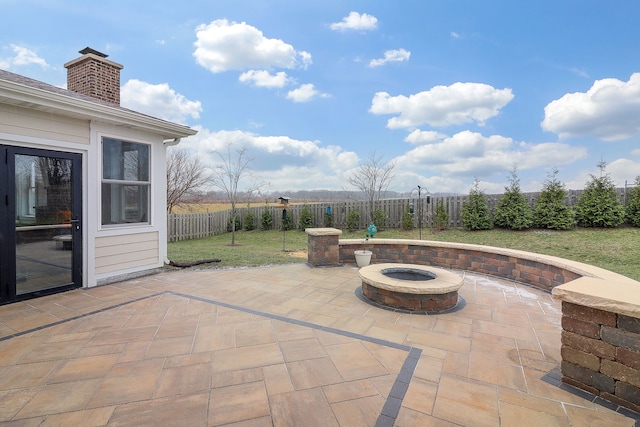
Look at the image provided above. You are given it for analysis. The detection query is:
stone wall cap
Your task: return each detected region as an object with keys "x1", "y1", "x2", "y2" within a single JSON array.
[
  {"x1": 305, "y1": 228, "x2": 342, "y2": 236},
  {"x1": 553, "y1": 277, "x2": 640, "y2": 319}
]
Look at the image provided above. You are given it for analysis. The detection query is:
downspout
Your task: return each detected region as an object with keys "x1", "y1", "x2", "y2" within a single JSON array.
[{"x1": 163, "y1": 138, "x2": 180, "y2": 264}]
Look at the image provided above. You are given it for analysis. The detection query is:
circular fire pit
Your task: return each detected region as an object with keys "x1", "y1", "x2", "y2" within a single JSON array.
[{"x1": 358, "y1": 263, "x2": 464, "y2": 313}]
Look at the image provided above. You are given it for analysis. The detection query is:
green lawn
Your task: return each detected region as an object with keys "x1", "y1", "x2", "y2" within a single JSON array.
[{"x1": 167, "y1": 227, "x2": 640, "y2": 281}]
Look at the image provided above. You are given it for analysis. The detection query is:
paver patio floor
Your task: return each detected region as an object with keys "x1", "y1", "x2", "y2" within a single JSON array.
[{"x1": 0, "y1": 263, "x2": 637, "y2": 426}]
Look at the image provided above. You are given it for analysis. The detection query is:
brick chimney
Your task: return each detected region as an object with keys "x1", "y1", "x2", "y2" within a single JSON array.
[{"x1": 64, "y1": 47, "x2": 123, "y2": 105}]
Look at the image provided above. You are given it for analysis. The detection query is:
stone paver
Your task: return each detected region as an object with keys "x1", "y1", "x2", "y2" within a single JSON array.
[{"x1": 0, "y1": 264, "x2": 637, "y2": 426}]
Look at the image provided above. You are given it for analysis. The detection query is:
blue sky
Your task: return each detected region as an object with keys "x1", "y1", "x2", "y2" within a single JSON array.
[{"x1": 2, "y1": 0, "x2": 640, "y2": 194}]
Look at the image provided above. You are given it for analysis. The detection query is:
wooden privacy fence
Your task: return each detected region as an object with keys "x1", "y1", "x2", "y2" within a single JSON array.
[{"x1": 167, "y1": 188, "x2": 632, "y2": 242}]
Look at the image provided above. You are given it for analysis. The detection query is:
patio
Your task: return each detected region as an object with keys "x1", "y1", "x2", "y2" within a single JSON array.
[{"x1": 0, "y1": 263, "x2": 638, "y2": 426}]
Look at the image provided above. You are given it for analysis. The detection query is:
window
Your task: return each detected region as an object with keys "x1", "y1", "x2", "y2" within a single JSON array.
[{"x1": 101, "y1": 138, "x2": 150, "y2": 225}]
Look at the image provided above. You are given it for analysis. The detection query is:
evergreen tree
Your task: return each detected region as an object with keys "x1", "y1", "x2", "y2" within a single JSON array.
[
  {"x1": 323, "y1": 211, "x2": 334, "y2": 227},
  {"x1": 260, "y1": 208, "x2": 273, "y2": 230},
  {"x1": 626, "y1": 176, "x2": 640, "y2": 227},
  {"x1": 401, "y1": 203, "x2": 414, "y2": 230},
  {"x1": 298, "y1": 204, "x2": 314, "y2": 230},
  {"x1": 372, "y1": 208, "x2": 387, "y2": 231},
  {"x1": 434, "y1": 198, "x2": 449, "y2": 231},
  {"x1": 533, "y1": 168, "x2": 575, "y2": 230},
  {"x1": 346, "y1": 209, "x2": 360, "y2": 231},
  {"x1": 226, "y1": 215, "x2": 241, "y2": 232},
  {"x1": 281, "y1": 210, "x2": 294, "y2": 231},
  {"x1": 575, "y1": 161, "x2": 625, "y2": 227},
  {"x1": 493, "y1": 167, "x2": 533, "y2": 230},
  {"x1": 461, "y1": 179, "x2": 493, "y2": 230},
  {"x1": 243, "y1": 210, "x2": 256, "y2": 231}
]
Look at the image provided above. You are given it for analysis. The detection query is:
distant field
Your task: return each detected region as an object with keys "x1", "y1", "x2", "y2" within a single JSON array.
[{"x1": 171, "y1": 202, "x2": 282, "y2": 214}]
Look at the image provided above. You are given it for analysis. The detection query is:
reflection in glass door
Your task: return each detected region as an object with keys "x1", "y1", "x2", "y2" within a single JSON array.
[
  {"x1": 15, "y1": 154, "x2": 74, "y2": 294},
  {"x1": 1, "y1": 146, "x2": 82, "y2": 303}
]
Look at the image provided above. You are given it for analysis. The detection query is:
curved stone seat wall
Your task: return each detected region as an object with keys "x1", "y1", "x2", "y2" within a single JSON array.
[
  {"x1": 340, "y1": 239, "x2": 585, "y2": 292},
  {"x1": 305, "y1": 229, "x2": 640, "y2": 413}
]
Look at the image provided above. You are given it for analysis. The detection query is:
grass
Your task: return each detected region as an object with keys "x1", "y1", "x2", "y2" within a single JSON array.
[
  {"x1": 167, "y1": 229, "x2": 309, "y2": 268},
  {"x1": 167, "y1": 226, "x2": 640, "y2": 281}
]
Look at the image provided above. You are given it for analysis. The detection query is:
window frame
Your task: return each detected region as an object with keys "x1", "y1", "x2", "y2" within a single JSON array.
[{"x1": 100, "y1": 137, "x2": 151, "y2": 227}]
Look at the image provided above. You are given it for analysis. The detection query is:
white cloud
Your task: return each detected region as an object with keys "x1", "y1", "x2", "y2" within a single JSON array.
[
  {"x1": 193, "y1": 19, "x2": 312, "y2": 73},
  {"x1": 185, "y1": 128, "x2": 359, "y2": 190},
  {"x1": 404, "y1": 130, "x2": 448, "y2": 145},
  {"x1": 542, "y1": 73, "x2": 640, "y2": 141},
  {"x1": 0, "y1": 44, "x2": 48, "y2": 70},
  {"x1": 191, "y1": 128, "x2": 356, "y2": 167},
  {"x1": 393, "y1": 131, "x2": 586, "y2": 179},
  {"x1": 369, "y1": 49, "x2": 411, "y2": 68},
  {"x1": 607, "y1": 158, "x2": 640, "y2": 186},
  {"x1": 121, "y1": 79, "x2": 202, "y2": 124},
  {"x1": 564, "y1": 157, "x2": 640, "y2": 190},
  {"x1": 239, "y1": 70, "x2": 291, "y2": 88},
  {"x1": 450, "y1": 32, "x2": 460, "y2": 39},
  {"x1": 330, "y1": 12, "x2": 378, "y2": 32},
  {"x1": 179, "y1": 126, "x2": 589, "y2": 194},
  {"x1": 370, "y1": 82, "x2": 514, "y2": 128},
  {"x1": 286, "y1": 83, "x2": 329, "y2": 103}
]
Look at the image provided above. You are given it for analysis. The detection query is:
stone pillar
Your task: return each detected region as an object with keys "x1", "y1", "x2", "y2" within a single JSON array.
[
  {"x1": 560, "y1": 301, "x2": 640, "y2": 413},
  {"x1": 305, "y1": 228, "x2": 342, "y2": 267}
]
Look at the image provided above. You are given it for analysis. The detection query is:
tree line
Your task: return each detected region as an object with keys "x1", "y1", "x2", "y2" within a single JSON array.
[
  {"x1": 167, "y1": 145, "x2": 640, "y2": 244},
  {"x1": 460, "y1": 163, "x2": 640, "y2": 231}
]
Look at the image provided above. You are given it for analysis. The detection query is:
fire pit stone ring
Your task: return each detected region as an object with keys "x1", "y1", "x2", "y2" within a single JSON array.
[{"x1": 358, "y1": 263, "x2": 464, "y2": 312}]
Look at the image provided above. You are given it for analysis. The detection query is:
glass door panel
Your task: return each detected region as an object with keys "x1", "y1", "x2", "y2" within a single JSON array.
[{"x1": 14, "y1": 154, "x2": 74, "y2": 295}]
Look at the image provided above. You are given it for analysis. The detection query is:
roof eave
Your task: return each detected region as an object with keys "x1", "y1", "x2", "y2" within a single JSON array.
[{"x1": 0, "y1": 79, "x2": 198, "y2": 139}]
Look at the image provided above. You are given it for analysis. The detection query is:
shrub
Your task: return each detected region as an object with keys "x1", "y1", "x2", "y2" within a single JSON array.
[
  {"x1": 533, "y1": 168, "x2": 575, "y2": 230},
  {"x1": 494, "y1": 168, "x2": 533, "y2": 230},
  {"x1": 461, "y1": 179, "x2": 493, "y2": 230},
  {"x1": 372, "y1": 208, "x2": 386, "y2": 231},
  {"x1": 281, "y1": 210, "x2": 294, "y2": 231},
  {"x1": 346, "y1": 209, "x2": 360, "y2": 231},
  {"x1": 626, "y1": 176, "x2": 640, "y2": 226},
  {"x1": 227, "y1": 214, "x2": 241, "y2": 232},
  {"x1": 401, "y1": 204, "x2": 414, "y2": 230},
  {"x1": 260, "y1": 208, "x2": 273, "y2": 230},
  {"x1": 298, "y1": 204, "x2": 314, "y2": 230},
  {"x1": 323, "y1": 212, "x2": 334, "y2": 227},
  {"x1": 575, "y1": 162, "x2": 625, "y2": 227},
  {"x1": 243, "y1": 211, "x2": 255, "y2": 231},
  {"x1": 434, "y1": 198, "x2": 449, "y2": 231}
]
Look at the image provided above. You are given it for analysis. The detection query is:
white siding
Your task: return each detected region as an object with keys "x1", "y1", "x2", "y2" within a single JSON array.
[
  {"x1": 95, "y1": 232, "x2": 159, "y2": 275},
  {"x1": 0, "y1": 104, "x2": 90, "y2": 144}
]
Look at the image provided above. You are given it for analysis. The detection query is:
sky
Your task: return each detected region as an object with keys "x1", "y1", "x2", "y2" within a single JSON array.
[{"x1": 2, "y1": 0, "x2": 640, "y2": 195}]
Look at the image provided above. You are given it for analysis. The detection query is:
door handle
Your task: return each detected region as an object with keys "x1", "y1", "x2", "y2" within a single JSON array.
[{"x1": 69, "y1": 219, "x2": 80, "y2": 230}]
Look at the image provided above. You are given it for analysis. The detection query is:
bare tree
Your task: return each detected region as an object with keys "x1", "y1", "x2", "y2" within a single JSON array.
[
  {"x1": 166, "y1": 147, "x2": 210, "y2": 213},
  {"x1": 210, "y1": 143, "x2": 264, "y2": 245},
  {"x1": 347, "y1": 152, "x2": 396, "y2": 223}
]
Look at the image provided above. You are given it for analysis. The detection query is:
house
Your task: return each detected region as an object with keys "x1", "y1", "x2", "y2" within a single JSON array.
[{"x1": 0, "y1": 47, "x2": 197, "y2": 304}]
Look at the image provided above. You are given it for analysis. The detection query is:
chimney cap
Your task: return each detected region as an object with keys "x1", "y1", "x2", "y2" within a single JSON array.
[{"x1": 79, "y1": 47, "x2": 108, "y2": 58}]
